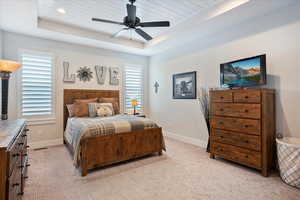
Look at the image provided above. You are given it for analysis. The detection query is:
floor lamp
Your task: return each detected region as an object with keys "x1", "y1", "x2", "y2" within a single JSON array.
[{"x1": 0, "y1": 60, "x2": 22, "y2": 120}]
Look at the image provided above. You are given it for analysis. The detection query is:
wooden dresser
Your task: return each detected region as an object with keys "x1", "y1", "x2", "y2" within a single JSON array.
[
  {"x1": 209, "y1": 88, "x2": 275, "y2": 176},
  {"x1": 0, "y1": 120, "x2": 29, "y2": 200}
]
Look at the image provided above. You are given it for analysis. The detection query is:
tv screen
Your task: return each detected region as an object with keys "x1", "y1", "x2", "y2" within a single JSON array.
[{"x1": 220, "y1": 55, "x2": 266, "y2": 88}]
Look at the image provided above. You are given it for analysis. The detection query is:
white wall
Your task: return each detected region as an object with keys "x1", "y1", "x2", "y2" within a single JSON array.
[
  {"x1": 3, "y1": 31, "x2": 149, "y2": 148},
  {"x1": 149, "y1": 6, "x2": 300, "y2": 145},
  {"x1": 0, "y1": 30, "x2": 3, "y2": 58}
]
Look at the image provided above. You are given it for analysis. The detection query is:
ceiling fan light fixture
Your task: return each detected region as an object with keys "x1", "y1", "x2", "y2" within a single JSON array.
[{"x1": 56, "y1": 8, "x2": 66, "y2": 15}]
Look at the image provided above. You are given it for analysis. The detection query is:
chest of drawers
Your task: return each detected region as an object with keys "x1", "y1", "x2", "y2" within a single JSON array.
[
  {"x1": 0, "y1": 120, "x2": 29, "y2": 200},
  {"x1": 209, "y1": 89, "x2": 275, "y2": 176}
]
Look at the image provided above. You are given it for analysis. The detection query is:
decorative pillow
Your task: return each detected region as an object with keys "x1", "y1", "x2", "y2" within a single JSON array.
[
  {"x1": 88, "y1": 103, "x2": 114, "y2": 117},
  {"x1": 73, "y1": 98, "x2": 98, "y2": 117},
  {"x1": 96, "y1": 104, "x2": 114, "y2": 117},
  {"x1": 99, "y1": 97, "x2": 120, "y2": 114},
  {"x1": 66, "y1": 104, "x2": 75, "y2": 117}
]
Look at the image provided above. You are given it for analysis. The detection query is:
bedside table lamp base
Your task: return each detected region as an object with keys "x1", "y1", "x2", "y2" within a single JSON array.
[{"x1": 0, "y1": 71, "x2": 10, "y2": 120}]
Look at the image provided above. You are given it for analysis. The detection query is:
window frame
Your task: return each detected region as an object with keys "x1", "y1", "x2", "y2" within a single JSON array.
[
  {"x1": 17, "y1": 49, "x2": 56, "y2": 121},
  {"x1": 122, "y1": 65, "x2": 145, "y2": 114}
]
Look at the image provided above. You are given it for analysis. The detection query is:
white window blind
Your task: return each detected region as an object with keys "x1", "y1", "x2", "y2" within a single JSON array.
[
  {"x1": 124, "y1": 66, "x2": 144, "y2": 113},
  {"x1": 20, "y1": 52, "x2": 53, "y2": 117}
]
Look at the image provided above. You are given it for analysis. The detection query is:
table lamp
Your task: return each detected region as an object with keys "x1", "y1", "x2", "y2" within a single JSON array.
[
  {"x1": 131, "y1": 99, "x2": 138, "y2": 115},
  {"x1": 0, "y1": 60, "x2": 22, "y2": 120}
]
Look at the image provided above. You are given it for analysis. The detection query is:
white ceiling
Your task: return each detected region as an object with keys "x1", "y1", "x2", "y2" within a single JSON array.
[
  {"x1": 37, "y1": 0, "x2": 227, "y2": 42},
  {"x1": 0, "y1": 0, "x2": 299, "y2": 56}
]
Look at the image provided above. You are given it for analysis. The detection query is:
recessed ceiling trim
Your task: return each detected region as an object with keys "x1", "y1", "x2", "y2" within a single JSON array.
[{"x1": 38, "y1": 17, "x2": 145, "y2": 49}]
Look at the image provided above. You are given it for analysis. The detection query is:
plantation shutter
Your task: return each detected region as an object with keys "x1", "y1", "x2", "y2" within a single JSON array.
[
  {"x1": 21, "y1": 52, "x2": 53, "y2": 116},
  {"x1": 124, "y1": 66, "x2": 144, "y2": 113}
]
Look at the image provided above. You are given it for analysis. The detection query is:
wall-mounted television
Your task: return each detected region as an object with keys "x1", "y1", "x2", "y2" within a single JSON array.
[{"x1": 220, "y1": 54, "x2": 266, "y2": 88}]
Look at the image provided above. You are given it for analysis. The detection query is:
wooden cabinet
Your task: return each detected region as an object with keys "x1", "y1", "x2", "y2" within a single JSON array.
[
  {"x1": 0, "y1": 120, "x2": 29, "y2": 200},
  {"x1": 210, "y1": 89, "x2": 275, "y2": 176}
]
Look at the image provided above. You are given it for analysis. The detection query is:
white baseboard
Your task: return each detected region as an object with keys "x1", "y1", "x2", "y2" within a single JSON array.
[
  {"x1": 163, "y1": 130, "x2": 207, "y2": 148},
  {"x1": 29, "y1": 138, "x2": 63, "y2": 150}
]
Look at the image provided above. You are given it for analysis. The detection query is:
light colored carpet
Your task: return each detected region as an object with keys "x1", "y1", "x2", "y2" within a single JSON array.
[{"x1": 23, "y1": 137, "x2": 300, "y2": 200}]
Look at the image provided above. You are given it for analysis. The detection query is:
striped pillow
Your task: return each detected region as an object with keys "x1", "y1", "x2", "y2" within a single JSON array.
[{"x1": 88, "y1": 103, "x2": 114, "y2": 117}]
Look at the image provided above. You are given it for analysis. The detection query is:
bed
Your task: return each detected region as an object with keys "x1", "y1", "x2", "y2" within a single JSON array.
[{"x1": 63, "y1": 89, "x2": 165, "y2": 176}]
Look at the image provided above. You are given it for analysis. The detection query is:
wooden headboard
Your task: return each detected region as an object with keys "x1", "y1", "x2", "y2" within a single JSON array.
[{"x1": 63, "y1": 89, "x2": 119, "y2": 130}]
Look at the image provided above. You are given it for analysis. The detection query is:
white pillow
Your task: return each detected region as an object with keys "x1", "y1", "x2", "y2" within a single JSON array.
[
  {"x1": 96, "y1": 104, "x2": 114, "y2": 117},
  {"x1": 89, "y1": 103, "x2": 114, "y2": 117}
]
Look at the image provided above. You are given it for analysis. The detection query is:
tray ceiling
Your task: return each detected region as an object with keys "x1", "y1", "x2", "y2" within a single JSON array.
[{"x1": 38, "y1": 0, "x2": 226, "y2": 41}]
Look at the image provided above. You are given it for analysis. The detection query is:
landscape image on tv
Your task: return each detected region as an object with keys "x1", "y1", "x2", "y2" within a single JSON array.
[{"x1": 223, "y1": 57, "x2": 262, "y2": 86}]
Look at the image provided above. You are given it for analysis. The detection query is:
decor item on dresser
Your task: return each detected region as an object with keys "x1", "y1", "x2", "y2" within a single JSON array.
[
  {"x1": 131, "y1": 99, "x2": 138, "y2": 115},
  {"x1": 220, "y1": 54, "x2": 267, "y2": 89},
  {"x1": 173, "y1": 71, "x2": 197, "y2": 99},
  {"x1": 63, "y1": 61, "x2": 76, "y2": 83},
  {"x1": 0, "y1": 60, "x2": 22, "y2": 120},
  {"x1": 95, "y1": 65, "x2": 107, "y2": 85},
  {"x1": 0, "y1": 120, "x2": 29, "y2": 200},
  {"x1": 109, "y1": 67, "x2": 120, "y2": 86},
  {"x1": 154, "y1": 81, "x2": 159, "y2": 94},
  {"x1": 63, "y1": 89, "x2": 165, "y2": 176},
  {"x1": 199, "y1": 88, "x2": 210, "y2": 152},
  {"x1": 209, "y1": 88, "x2": 275, "y2": 176},
  {"x1": 77, "y1": 66, "x2": 93, "y2": 82}
]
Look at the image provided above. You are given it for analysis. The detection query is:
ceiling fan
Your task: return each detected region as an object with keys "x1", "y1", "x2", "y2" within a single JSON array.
[{"x1": 92, "y1": 0, "x2": 170, "y2": 41}]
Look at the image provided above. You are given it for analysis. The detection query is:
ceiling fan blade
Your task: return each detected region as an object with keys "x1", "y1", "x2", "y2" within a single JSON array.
[
  {"x1": 92, "y1": 18, "x2": 123, "y2": 25},
  {"x1": 135, "y1": 28, "x2": 152, "y2": 41},
  {"x1": 139, "y1": 21, "x2": 170, "y2": 27},
  {"x1": 111, "y1": 28, "x2": 130, "y2": 38},
  {"x1": 127, "y1": 4, "x2": 136, "y2": 23}
]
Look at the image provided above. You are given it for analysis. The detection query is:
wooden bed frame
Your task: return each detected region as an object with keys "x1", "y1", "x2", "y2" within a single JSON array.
[{"x1": 63, "y1": 89, "x2": 163, "y2": 176}]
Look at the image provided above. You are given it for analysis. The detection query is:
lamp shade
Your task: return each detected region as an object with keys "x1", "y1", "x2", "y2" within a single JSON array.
[
  {"x1": 131, "y1": 99, "x2": 138, "y2": 107},
  {"x1": 0, "y1": 60, "x2": 22, "y2": 72}
]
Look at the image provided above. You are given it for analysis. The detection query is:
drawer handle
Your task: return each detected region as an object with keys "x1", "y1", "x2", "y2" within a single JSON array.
[
  {"x1": 18, "y1": 142, "x2": 24, "y2": 146},
  {"x1": 13, "y1": 153, "x2": 20, "y2": 157},
  {"x1": 245, "y1": 155, "x2": 249, "y2": 159},
  {"x1": 13, "y1": 183, "x2": 20, "y2": 187},
  {"x1": 244, "y1": 109, "x2": 249, "y2": 113},
  {"x1": 220, "y1": 108, "x2": 224, "y2": 112},
  {"x1": 218, "y1": 122, "x2": 224, "y2": 125},
  {"x1": 26, "y1": 145, "x2": 30, "y2": 149},
  {"x1": 23, "y1": 153, "x2": 28, "y2": 156},
  {"x1": 217, "y1": 147, "x2": 223, "y2": 152},
  {"x1": 244, "y1": 140, "x2": 249, "y2": 143},
  {"x1": 26, "y1": 164, "x2": 31, "y2": 167},
  {"x1": 244, "y1": 125, "x2": 249, "y2": 128},
  {"x1": 25, "y1": 128, "x2": 29, "y2": 132},
  {"x1": 22, "y1": 134, "x2": 27, "y2": 138},
  {"x1": 220, "y1": 96, "x2": 224, "y2": 99},
  {"x1": 245, "y1": 96, "x2": 249, "y2": 99},
  {"x1": 220, "y1": 135, "x2": 224, "y2": 138},
  {"x1": 24, "y1": 176, "x2": 29, "y2": 179}
]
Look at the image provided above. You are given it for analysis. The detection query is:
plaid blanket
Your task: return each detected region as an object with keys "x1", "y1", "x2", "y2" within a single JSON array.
[{"x1": 64, "y1": 114, "x2": 165, "y2": 166}]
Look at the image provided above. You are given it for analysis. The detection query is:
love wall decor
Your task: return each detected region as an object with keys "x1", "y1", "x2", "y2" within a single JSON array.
[{"x1": 63, "y1": 61, "x2": 120, "y2": 86}]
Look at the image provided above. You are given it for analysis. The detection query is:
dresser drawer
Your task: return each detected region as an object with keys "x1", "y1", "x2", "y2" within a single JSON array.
[
  {"x1": 8, "y1": 165, "x2": 22, "y2": 200},
  {"x1": 211, "y1": 129, "x2": 261, "y2": 151},
  {"x1": 211, "y1": 91, "x2": 233, "y2": 103},
  {"x1": 211, "y1": 103, "x2": 261, "y2": 119},
  {"x1": 8, "y1": 135, "x2": 23, "y2": 176},
  {"x1": 211, "y1": 117, "x2": 261, "y2": 135},
  {"x1": 212, "y1": 142, "x2": 261, "y2": 169},
  {"x1": 234, "y1": 91, "x2": 261, "y2": 103}
]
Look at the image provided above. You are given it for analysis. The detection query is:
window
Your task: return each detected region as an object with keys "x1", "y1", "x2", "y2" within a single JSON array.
[
  {"x1": 20, "y1": 51, "x2": 54, "y2": 117},
  {"x1": 124, "y1": 66, "x2": 144, "y2": 113}
]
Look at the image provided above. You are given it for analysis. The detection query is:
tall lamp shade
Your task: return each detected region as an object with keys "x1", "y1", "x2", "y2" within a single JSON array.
[{"x1": 0, "y1": 60, "x2": 22, "y2": 120}]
